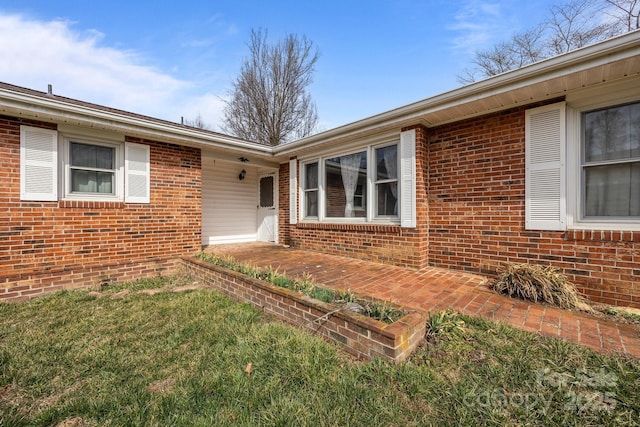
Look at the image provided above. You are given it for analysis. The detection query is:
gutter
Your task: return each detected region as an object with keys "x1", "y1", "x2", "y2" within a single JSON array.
[
  {"x1": 0, "y1": 87, "x2": 274, "y2": 157},
  {"x1": 2, "y1": 30, "x2": 639, "y2": 161},
  {"x1": 273, "y1": 29, "x2": 640, "y2": 157}
]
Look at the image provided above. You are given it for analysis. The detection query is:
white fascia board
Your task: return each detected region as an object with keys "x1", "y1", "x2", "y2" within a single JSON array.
[
  {"x1": 274, "y1": 30, "x2": 640, "y2": 157},
  {"x1": 0, "y1": 91, "x2": 274, "y2": 157}
]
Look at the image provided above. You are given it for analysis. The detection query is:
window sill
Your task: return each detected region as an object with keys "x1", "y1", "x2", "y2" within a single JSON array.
[
  {"x1": 565, "y1": 229, "x2": 640, "y2": 243},
  {"x1": 60, "y1": 200, "x2": 126, "y2": 209},
  {"x1": 297, "y1": 222, "x2": 401, "y2": 233}
]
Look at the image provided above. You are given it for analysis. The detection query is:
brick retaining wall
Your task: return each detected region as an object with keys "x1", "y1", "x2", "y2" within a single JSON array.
[{"x1": 182, "y1": 256, "x2": 426, "y2": 363}]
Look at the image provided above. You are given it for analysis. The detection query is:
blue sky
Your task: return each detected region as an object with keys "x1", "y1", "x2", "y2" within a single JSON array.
[{"x1": 0, "y1": 0, "x2": 556, "y2": 131}]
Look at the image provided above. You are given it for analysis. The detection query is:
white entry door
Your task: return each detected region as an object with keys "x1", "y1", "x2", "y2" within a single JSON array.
[{"x1": 257, "y1": 174, "x2": 277, "y2": 242}]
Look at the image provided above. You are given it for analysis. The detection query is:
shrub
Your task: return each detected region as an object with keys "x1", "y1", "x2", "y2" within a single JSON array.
[{"x1": 491, "y1": 263, "x2": 591, "y2": 311}]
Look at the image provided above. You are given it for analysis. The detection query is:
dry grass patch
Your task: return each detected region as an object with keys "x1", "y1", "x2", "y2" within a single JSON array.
[{"x1": 491, "y1": 263, "x2": 592, "y2": 311}]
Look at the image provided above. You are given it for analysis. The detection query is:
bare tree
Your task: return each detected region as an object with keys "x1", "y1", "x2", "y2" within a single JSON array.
[
  {"x1": 458, "y1": 27, "x2": 545, "y2": 84},
  {"x1": 223, "y1": 29, "x2": 319, "y2": 146},
  {"x1": 605, "y1": 0, "x2": 640, "y2": 31},
  {"x1": 184, "y1": 114, "x2": 211, "y2": 130},
  {"x1": 457, "y1": 0, "x2": 631, "y2": 84},
  {"x1": 546, "y1": 0, "x2": 614, "y2": 56}
]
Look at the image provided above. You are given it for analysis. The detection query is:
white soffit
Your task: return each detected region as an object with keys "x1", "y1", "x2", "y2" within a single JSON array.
[{"x1": 275, "y1": 30, "x2": 640, "y2": 156}]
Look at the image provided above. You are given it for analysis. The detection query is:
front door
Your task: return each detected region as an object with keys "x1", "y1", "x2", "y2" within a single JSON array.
[{"x1": 257, "y1": 173, "x2": 277, "y2": 242}]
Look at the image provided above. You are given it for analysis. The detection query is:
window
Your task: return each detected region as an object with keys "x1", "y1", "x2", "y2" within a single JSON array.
[
  {"x1": 325, "y1": 151, "x2": 367, "y2": 218},
  {"x1": 298, "y1": 136, "x2": 411, "y2": 225},
  {"x1": 582, "y1": 102, "x2": 640, "y2": 218},
  {"x1": 69, "y1": 142, "x2": 116, "y2": 195},
  {"x1": 353, "y1": 184, "x2": 365, "y2": 210},
  {"x1": 20, "y1": 125, "x2": 150, "y2": 203},
  {"x1": 374, "y1": 144, "x2": 398, "y2": 217},
  {"x1": 303, "y1": 161, "x2": 318, "y2": 217},
  {"x1": 64, "y1": 138, "x2": 121, "y2": 199},
  {"x1": 525, "y1": 99, "x2": 640, "y2": 231}
]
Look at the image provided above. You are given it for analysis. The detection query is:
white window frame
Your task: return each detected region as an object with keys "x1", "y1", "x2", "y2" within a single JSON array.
[
  {"x1": 61, "y1": 134, "x2": 125, "y2": 201},
  {"x1": 20, "y1": 125, "x2": 150, "y2": 204},
  {"x1": 301, "y1": 160, "x2": 320, "y2": 219},
  {"x1": 373, "y1": 142, "x2": 399, "y2": 219},
  {"x1": 299, "y1": 140, "x2": 401, "y2": 224},
  {"x1": 323, "y1": 148, "x2": 369, "y2": 221},
  {"x1": 566, "y1": 94, "x2": 640, "y2": 231}
]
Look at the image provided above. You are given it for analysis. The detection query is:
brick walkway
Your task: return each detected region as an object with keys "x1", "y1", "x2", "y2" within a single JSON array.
[{"x1": 205, "y1": 243, "x2": 640, "y2": 358}]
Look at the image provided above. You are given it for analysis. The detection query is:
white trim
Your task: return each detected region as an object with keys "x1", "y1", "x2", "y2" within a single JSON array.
[
  {"x1": 399, "y1": 129, "x2": 416, "y2": 228},
  {"x1": 299, "y1": 137, "x2": 405, "y2": 225},
  {"x1": 124, "y1": 142, "x2": 150, "y2": 204},
  {"x1": 274, "y1": 31, "x2": 640, "y2": 157},
  {"x1": 207, "y1": 234, "x2": 258, "y2": 244},
  {"x1": 61, "y1": 136, "x2": 124, "y2": 201},
  {"x1": 525, "y1": 102, "x2": 566, "y2": 231},
  {"x1": 289, "y1": 159, "x2": 297, "y2": 224},
  {"x1": 257, "y1": 172, "x2": 278, "y2": 242},
  {"x1": 20, "y1": 125, "x2": 58, "y2": 201},
  {"x1": 566, "y1": 90, "x2": 640, "y2": 231}
]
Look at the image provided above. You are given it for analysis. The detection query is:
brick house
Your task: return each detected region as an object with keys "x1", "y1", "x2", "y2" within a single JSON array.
[
  {"x1": 2, "y1": 31, "x2": 640, "y2": 307},
  {"x1": 0, "y1": 84, "x2": 282, "y2": 300}
]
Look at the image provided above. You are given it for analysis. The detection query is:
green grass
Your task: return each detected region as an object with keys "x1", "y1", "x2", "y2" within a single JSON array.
[{"x1": 1, "y1": 276, "x2": 639, "y2": 426}]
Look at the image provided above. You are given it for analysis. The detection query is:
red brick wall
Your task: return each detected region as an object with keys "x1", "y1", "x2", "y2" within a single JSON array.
[
  {"x1": 0, "y1": 116, "x2": 202, "y2": 300},
  {"x1": 427, "y1": 104, "x2": 640, "y2": 308},
  {"x1": 279, "y1": 107, "x2": 639, "y2": 308},
  {"x1": 279, "y1": 125, "x2": 429, "y2": 269}
]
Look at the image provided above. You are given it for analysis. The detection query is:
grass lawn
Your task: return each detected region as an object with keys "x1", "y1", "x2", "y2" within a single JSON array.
[{"x1": 1, "y1": 276, "x2": 639, "y2": 426}]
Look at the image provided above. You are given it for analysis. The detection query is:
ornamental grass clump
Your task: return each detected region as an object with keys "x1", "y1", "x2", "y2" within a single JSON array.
[{"x1": 491, "y1": 263, "x2": 591, "y2": 311}]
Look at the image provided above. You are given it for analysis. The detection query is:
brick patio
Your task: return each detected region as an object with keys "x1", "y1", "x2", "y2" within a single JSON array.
[{"x1": 205, "y1": 243, "x2": 640, "y2": 358}]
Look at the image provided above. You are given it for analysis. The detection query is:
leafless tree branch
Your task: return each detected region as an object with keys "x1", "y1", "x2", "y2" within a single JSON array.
[{"x1": 222, "y1": 29, "x2": 319, "y2": 146}]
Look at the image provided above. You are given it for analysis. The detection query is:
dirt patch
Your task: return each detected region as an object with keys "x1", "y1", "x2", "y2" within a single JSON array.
[
  {"x1": 139, "y1": 289, "x2": 165, "y2": 296},
  {"x1": 55, "y1": 417, "x2": 96, "y2": 427},
  {"x1": 110, "y1": 289, "x2": 129, "y2": 299},
  {"x1": 35, "y1": 379, "x2": 85, "y2": 412},
  {"x1": 148, "y1": 377, "x2": 177, "y2": 395},
  {"x1": 172, "y1": 284, "x2": 202, "y2": 293},
  {"x1": 0, "y1": 383, "x2": 27, "y2": 407}
]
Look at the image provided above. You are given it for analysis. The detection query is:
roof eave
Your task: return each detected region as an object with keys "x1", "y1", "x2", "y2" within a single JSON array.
[
  {"x1": 0, "y1": 87, "x2": 274, "y2": 157},
  {"x1": 274, "y1": 29, "x2": 640, "y2": 157}
]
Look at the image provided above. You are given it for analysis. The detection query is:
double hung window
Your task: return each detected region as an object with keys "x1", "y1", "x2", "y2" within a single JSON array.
[
  {"x1": 525, "y1": 99, "x2": 640, "y2": 231},
  {"x1": 582, "y1": 102, "x2": 640, "y2": 219},
  {"x1": 20, "y1": 125, "x2": 150, "y2": 203},
  {"x1": 303, "y1": 161, "x2": 319, "y2": 217},
  {"x1": 69, "y1": 142, "x2": 116, "y2": 195}
]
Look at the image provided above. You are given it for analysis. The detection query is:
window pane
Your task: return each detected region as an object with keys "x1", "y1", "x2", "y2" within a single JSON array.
[
  {"x1": 376, "y1": 145, "x2": 397, "y2": 180},
  {"x1": 71, "y1": 142, "x2": 114, "y2": 169},
  {"x1": 325, "y1": 152, "x2": 367, "y2": 218},
  {"x1": 71, "y1": 170, "x2": 114, "y2": 194},
  {"x1": 376, "y1": 182, "x2": 398, "y2": 216},
  {"x1": 304, "y1": 162, "x2": 318, "y2": 189},
  {"x1": 585, "y1": 102, "x2": 640, "y2": 162},
  {"x1": 259, "y1": 176, "x2": 274, "y2": 208},
  {"x1": 584, "y1": 162, "x2": 640, "y2": 217},
  {"x1": 305, "y1": 190, "x2": 318, "y2": 217}
]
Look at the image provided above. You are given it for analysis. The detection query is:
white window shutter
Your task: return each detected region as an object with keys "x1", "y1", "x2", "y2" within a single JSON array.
[
  {"x1": 20, "y1": 125, "x2": 58, "y2": 201},
  {"x1": 125, "y1": 142, "x2": 150, "y2": 203},
  {"x1": 400, "y1": 129, "x2": 417, "y2": 228},
  {"x1": 525, "y1": 102, "x2": 566, "y2": 231},
  {"x1": 289, "y1": 158, "x2": 297, "y2": 224}
]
